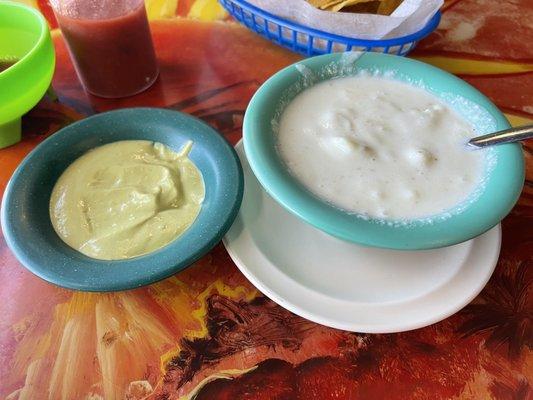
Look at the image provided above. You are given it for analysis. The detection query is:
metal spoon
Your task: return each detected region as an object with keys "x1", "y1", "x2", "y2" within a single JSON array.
[{"x1": 469, "y1": 124, "x2": 533, "y2": 148}]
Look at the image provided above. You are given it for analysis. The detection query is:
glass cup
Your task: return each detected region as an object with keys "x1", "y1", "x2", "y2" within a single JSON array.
[{"x1": 50, "y1": 0, "x2": 159, "y2": 98}]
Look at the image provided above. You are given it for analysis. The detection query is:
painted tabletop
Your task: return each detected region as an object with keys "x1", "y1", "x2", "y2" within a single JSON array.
[{"x1": 1, "y1": 1, "x2": 532, "y2": 399}]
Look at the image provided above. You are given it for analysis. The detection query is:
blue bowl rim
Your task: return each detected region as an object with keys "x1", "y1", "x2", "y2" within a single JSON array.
[
  {"x1": 243, "y1": 52, "x2": 525, "y2": 250},
  {"x1": 1, "y1": 108, "x2": 244, "y2": 291},
  {"x1": 221, "y1": 0, "x2": 441, "y2": 46}
]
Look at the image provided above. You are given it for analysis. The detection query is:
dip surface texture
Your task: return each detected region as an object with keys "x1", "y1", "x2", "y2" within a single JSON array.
[
  {"x1": 50, "y1": 140, "x2": 205, "y2": 260},
  {"x1": 277, "y1": 76, "x2": 485, "y2": 220}
]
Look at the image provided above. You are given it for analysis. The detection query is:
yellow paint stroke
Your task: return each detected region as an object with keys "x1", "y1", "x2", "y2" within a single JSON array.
[
  {"x1": 7, "y1": 290, "x2": 186, "y2": 399},
  {"x1": 145, "y1": 0, "x2": 179, "y2": 19},
  {"x1": 412, "y1": 56, "x2": 533, "y2": 76},
  {"x1": 505, "y1": 113, "x2": 533, "y2": 127},
  {"x1": 178, "y1": 366, "x2": 258, "y2": 400},
  {"x1": 151, "y1": 278, "x2": 200, "y2": 371},
  {"x1": 49, "y1": 315, "x2": 96, "y2": 400},
  {"x1": 187, "y1": 280, "x2": 258, "y2": 339},
  {"x1": 8, "y1": 322, "x2": 54, "y2": 397},
  {"x1": 94, "y1": 292, "x2": 176, "y2": 400},
  {"x1": 157, "y1": 278, "x2": 258, "y2": 376},
  {"x1": 188, "y1": 0, "x2": 227, "y2": 21},
  {"x1": 56, "y1": 291, "x2": 99, "y2": 319},
  {"x1": 47, "y1": 293, "x2": 99, "y2": 400},
  {"x1": 13, "y1": 359, "x2": 43, "y2": 400},
  {"x1": 8, "y1": 261, "x2": 260, "y2": 398},
  {"x1": 150, "y1": 276, "x2": 194, "y2": 308},
  {"x1": 10, "y1": 318, "x2": 52, "y2": 377}
]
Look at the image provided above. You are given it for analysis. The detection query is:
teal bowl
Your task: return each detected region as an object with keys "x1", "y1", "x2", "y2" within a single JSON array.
[
  {"x1": 243, "y1": 52, "x2": 524, "y2": 250},
  {"x1": 1, "y1": 108, "x2": 243, "y2": 291}
]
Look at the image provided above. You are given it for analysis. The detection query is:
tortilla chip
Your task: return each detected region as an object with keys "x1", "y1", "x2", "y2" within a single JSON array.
[
  {"x1": 376, "y1": 0, "x2": 403, "y2": 15},
  {"x1": 317, "y1": 0, "x2": 348, "y2": 10},
  {"x1": 306, "y1": 0, "x2": 333, "y2": 8},
  {"x1": 323, "y1": 0, "x2": 376, "y2": 12},
  {"x1": 337, "y1": 0, "x2": 380, "y2": 14},
  {"x1": 307, "y1": 0, "x2": 403, "y2": 15}
]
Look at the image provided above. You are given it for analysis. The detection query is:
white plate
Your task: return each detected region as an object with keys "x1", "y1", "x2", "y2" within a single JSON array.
[{"x1": 223, "y1": 142, "x2": 501, "y2": 333}]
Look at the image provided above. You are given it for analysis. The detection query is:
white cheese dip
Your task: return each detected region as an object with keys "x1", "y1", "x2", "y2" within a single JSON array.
[{"x1": 277, "y1": 76, "x2": 485, "y2": 220}]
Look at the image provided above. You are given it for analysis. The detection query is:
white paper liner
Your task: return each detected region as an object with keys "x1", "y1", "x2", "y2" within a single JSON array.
[{"x1": 246, "y1": 0, "x2": 442, "y2": 40}]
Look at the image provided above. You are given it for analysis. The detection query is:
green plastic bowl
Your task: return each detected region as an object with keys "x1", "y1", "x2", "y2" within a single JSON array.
[
  {"x1": 0, "y1": 1, "x2": 55, "y2": 148},
  {"x1": 243, "y1": 52, "x2": 525, "y2": 250}
]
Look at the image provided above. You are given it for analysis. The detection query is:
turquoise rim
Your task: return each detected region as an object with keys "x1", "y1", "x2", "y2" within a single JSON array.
[
  {"x1": 1, "y1": 108, "x2": 244, "y2": 291},
  {"x1": 243, "y1": 52, "x2": 524, "y2": 250}
]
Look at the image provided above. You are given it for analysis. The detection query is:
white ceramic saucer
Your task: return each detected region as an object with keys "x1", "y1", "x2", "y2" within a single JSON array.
[{"x1": 223, "y1": 142, "x2": 501, "y2": 333}]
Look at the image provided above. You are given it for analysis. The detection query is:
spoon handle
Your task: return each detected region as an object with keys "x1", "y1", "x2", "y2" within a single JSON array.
[{"x1": 469, "y1": 124, "x2": 533, "y2": 148}]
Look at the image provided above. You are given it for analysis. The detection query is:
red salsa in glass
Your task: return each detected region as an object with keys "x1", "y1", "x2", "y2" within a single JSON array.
[{"x1": 54, "y1": 0, "x2": 158, "y2": 98}]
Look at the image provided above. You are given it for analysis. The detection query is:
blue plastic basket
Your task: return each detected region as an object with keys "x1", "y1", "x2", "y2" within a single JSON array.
[{"x1": 219, "y1": 0, "x2": 441, "y2": 56}]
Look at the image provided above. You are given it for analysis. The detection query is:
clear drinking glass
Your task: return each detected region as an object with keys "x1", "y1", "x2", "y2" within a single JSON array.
[{"x1": 50, "y1": 0, "x2": 159, "y2": 98}]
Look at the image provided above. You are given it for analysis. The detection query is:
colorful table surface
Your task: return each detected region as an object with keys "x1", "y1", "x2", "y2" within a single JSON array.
[{"x1": 1, "y1": 1, "x2": 532, "y2": 399}]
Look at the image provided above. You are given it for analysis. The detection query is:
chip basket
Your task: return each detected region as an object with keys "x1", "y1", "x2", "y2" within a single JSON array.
[{"x1": 219, "y1": 0, "x2": 441, "y2": 57}]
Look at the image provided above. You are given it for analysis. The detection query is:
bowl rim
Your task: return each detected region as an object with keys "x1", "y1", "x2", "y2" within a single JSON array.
[
  {"x1": 1, "y1": 108, "x2": 244, "y2": 291},
  {"x1": 0, "y1": 0, "x2": 55, "y2": 131},
  {"x1": 0, "y1": 1, "x2": 49, "y2": 77},
  {"x1": 243, "y1": 52, "x2": 525, "y2": 250}
]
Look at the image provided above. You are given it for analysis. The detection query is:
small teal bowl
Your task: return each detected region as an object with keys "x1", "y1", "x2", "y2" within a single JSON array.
[
  {"x1": 1, "y1": 108, "x2": 243, "y2": 291},
  {"x1": 243, "y1": 52, "x2": 524, "y2": 250}
]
